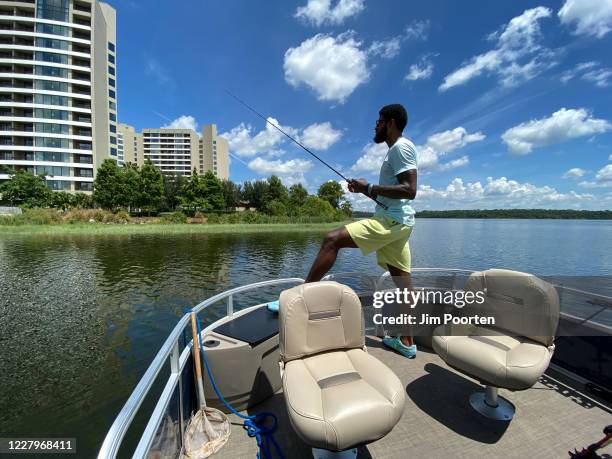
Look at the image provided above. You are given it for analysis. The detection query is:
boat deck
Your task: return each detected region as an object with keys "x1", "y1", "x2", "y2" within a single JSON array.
[{"x1": 219, "y1": 336, "x2": 611, "y2": 459}]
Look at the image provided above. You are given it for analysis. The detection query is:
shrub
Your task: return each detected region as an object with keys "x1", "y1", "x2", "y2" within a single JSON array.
[
  {"x1": 0, "y1": 208, "x2": 61, "y2": 225},
  {"x1": 160, "y1": 211, "x2": 187, "y2": 224}
]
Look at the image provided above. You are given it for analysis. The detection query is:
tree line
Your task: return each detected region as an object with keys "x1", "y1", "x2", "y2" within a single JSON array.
[{"x1": 0, "y1": 159, "x2": 353, "y2": 219}]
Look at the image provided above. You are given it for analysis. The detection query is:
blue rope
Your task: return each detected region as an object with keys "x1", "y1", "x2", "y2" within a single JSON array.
[{"x1": 195, "y1": 314, "x2": 284, "y2": 459}]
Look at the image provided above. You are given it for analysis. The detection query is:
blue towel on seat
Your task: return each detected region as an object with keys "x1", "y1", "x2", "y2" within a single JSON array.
[{"x1": 267, "y1": 300, "x2": 279, "y2": 313}]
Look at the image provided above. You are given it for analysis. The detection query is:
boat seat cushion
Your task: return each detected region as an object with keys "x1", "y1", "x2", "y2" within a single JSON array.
[
  {"x1": 283, "y1": 348, "x2": 405, "y2": 451},
  {"x1": 432, "y1": 325, "x2": 553, "y2": 390}
]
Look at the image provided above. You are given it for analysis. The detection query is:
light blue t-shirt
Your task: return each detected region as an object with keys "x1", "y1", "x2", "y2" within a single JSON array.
[{"x1": 374, "y1": 137, "x2": 418, "y2": 226}]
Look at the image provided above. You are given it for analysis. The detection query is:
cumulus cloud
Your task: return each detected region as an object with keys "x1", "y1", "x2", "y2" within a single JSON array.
[
  {"x1": 220, "y1": 118, "x2": 340, "y2": 157},
  {"x1": 501, "y1": 108, "x2": 612, "y2": 155},
  {"x1": 439, "y1": 156, "x2": 470, "y2": 171},
  {"x1": 248, "y1": 157, "x2": 313, "y2": 186},
  {"x1": 300, "y1": 122, "x2": 343, "y2": 150},
  {"x1": 562, "y1": 168, "x2": 587, "y2": 179},
  {"x1": 350, "y1": 127, "x2": 484, "y2": 174},
  {"x1": 350, "y1": 142, "x2": 388, "y2": 173},
  {"x1": 405, "y1": 54, "x2": 434, "y2": 81},
  {"x1": 558, "y1": 0, "x2": 612, "y2": 39},
  {"x1": 579, "y1": 164, "x2": 612, "y2": 188},
  {"x1": 284, "y1": 32, "x2": 370, "y2": 103},
  {"x1": 416, "y1": 176, "x2": 595, "y2": 209},
  {"x1": 295, "y1": 0, "x2": 365, "y2": 27},
  {"x1": 162, "y1": 115, "x2": 198, "y2": 131},
  {"x1": 439, "y1": 7, "x2": 555, "y2": 91}
]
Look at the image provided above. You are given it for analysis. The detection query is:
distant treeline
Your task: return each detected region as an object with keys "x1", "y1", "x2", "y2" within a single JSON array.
[{"x1": 416, "y1": 209, "x2": 612, "y2": 219}]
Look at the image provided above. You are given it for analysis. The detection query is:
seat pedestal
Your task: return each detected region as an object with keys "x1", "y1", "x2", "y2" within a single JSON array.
[
  {"x1": 469, "y1": 386, "x2": 515, "y2": 421},
  {"x1": 312, "y1": 447, "x2": 358, "y2": 459}
]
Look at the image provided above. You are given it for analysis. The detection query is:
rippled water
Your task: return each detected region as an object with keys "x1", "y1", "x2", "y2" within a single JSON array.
[{"x1": 1, "y1": 219, "x2": 611, "y2": 457}]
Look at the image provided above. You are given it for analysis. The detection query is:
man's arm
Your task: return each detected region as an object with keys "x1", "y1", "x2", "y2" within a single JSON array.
[{"x1": 349, "y1": 169, "x2": 417, "y2": 199}]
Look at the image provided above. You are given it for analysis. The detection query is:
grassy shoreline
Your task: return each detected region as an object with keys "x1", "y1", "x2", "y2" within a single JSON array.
[{"x1": 0, "y1": 221, "x2": 349, "y2": 235}]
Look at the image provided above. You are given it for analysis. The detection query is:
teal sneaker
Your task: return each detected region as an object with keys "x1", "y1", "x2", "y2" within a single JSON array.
[
  {"x1": 382, "y1": 336, "x2": 417, "y2": 359},
  {"x1": 267, "y1": 300, "x2": 280, "y2": 313}
]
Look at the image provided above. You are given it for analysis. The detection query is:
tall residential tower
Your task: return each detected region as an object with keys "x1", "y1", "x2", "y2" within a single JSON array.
[{"x1": 0, "y1": 0, "x2": 116, "y2": 192}]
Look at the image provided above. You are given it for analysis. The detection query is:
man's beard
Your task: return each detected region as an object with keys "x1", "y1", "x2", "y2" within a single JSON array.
[{"x1": 373, "y1": 129, "x2": 387, "y2": 144}]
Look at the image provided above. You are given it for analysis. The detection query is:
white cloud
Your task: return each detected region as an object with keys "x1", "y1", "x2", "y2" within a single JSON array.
[
  {"x1": 404, "y1": 20, "x2": 430, "y2": 41},
  {"x1": 558, "y1": 0, "x2": 612, "y2": 39},
  {"x1": 300, "y1": 122, "x2": 342, "y2": 150},
  {"x1": 340, "y1": 179, "x2": 374, "y2": 210},
  {"x1": 501, "y1": 108, "x2": 612, "y2": 155},
  {"x1": 350, "y1": 127, "x2": 485, "y2": 174},
  {"x1": 162, "y1": 115, "x2": 198, "y2": 131},
  {"x1": 561, "y1": 61, "x2": 612, "y2": 87},
  {"x1": 438, "y1": 155, "x2": 470, "y2": 171},
  {"x1": 562, "y1": 168, "x2": 587, "y2": 179},
  {"x1": 416, "y1": 176, "x2": 595, "y2": 209},
  {"x1": 219, "y1": 118, "x2": 290, "y2": 157},
  {"x1": 248, "y1": 157, "x2": 313, "y2": 186},
  {"x1": 596, "y1": 164, "x2": 612, "y2": 182},
  {"x1": 368, "y1": 37, "x2": 401, "y2": 59},
  {"x1": 425, "y1": 127, "x2": 486, "y2": 153},
  {"x1": 284, "y1": 32, "x2": 370, "y2": 103},
  {"x1": 350, "y1": 142, "x2": 388, "y2": 173},
  {"x1": 295, "y1": 0, "x2": 364, "y2": 27},
  {"x1": 220, "y1": 118, "x2": 341, "y2": 158},
  {"x1": 439, "y1": 7, "x2": 555, "y2": 91},
  {"x1": 405, "y1": 55, "x2": 434, "y2": 81},
  {"x1": 583, "y1": 67, "x2": 612, "y2": 88}
]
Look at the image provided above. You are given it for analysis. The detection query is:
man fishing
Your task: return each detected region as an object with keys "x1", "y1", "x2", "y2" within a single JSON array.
[{"x1": 304, "y1": 103, "x2": 419, "y2": 358}]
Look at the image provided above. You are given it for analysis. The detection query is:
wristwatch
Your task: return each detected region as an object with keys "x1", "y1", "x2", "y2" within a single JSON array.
[{"x1": 367, "y1": 183, "x2": 373, "y2": 196}]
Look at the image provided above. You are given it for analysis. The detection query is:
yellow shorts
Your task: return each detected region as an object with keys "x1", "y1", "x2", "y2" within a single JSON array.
[{"x1": 345, "y1": 215, "x2": 413, "y2": 272}]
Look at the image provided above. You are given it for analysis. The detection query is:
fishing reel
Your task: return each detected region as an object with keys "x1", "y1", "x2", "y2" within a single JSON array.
[{"x1": 568, "y1": 425, "x2": 612, "y2": 458}]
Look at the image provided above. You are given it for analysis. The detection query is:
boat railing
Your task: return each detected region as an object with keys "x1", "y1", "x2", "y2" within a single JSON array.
[{"x1": 97, "y1": 277, "x2": 304, "y2": 459}]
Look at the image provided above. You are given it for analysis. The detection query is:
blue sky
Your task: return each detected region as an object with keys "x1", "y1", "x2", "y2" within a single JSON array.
[{"x1": 110, "y1": 0, "x2": 612, "y2": 210}]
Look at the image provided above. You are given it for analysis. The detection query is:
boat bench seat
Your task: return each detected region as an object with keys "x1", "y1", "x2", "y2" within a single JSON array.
[
  {"x1": 433, "y1": 326, "x2": 553, "y2": 390},
  {"x1": 279, "y1": 281, "x2": 405, "y2": 451}
]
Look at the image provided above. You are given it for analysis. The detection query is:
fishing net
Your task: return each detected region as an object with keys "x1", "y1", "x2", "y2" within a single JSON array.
[{"x1": 181, "y1": 406, "x2": 230, "y2": 459}]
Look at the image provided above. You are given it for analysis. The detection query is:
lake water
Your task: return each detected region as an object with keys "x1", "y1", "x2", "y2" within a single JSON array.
[{"x1": 1, "y1": 219, "x2": 611, "y2": 457}]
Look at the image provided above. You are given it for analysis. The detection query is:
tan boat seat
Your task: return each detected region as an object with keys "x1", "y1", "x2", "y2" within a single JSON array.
[
  {"x1": 432, "y1": 269, "x2": 559, "y2": 420},
  {"x1": 279, "y1": 281, "x2": 405, "y2": 451}
]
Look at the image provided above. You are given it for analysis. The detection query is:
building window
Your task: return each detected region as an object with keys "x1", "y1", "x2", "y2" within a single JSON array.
[
  {"x1": 35, "y1": 66, "x2": 68, "y2": 78},
  {"x1": 34, "y1": 108, "x2": 69, "y2": 120},
  {"x1": 108, "y1": 42, "x2": 115, "y2": 52},
  {"x1": 109, "y1": 101, "x2": 116, "y2": 110},
  {"x1": 35, "y1": 23, "x2": 69, "y2": 37},
  {"x1": 110, "y1": 124, "x2": 116, "y2": 133},
  {"x1": 108, "y1": 78, "x2": 115, "y2": 87},
  {"x1": 35, "y1": 80, "x2": 68, "y2": 92},
  {"x1": 37, "y1": 0, "x2": 69, "y2": 21},
  {"x1": 35, "y1": 94, "x2": 68, "y2": 106},
  {"x1": 110, "y1": 147, "x2": 117, "y2": 156},
  {"x1": 110, "y1": 136, "x2": 116, "y2": 145},
  {"x1": 109, "y1": 112, "x2": 116, "y2": 122},
  {"x1": 108, "y1": 54, "x2": 115, "y2": 64},
  {"x1": 109, "y1": 89, "x2": 115, "y2": 99},
  {"x1": 108, "y1": 66, "x2": 115, "y2": 76},
  {"x1": 35, "y1": 51, "x2": 68, "y2": 64},
  {"x1": 35, "y1": 38, "x2": 69, "y2": 51}
]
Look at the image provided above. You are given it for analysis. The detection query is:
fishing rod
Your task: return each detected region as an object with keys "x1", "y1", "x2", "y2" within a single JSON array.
[{"x1": 225, "y1": 89, "x2": 388, "y2": 210}]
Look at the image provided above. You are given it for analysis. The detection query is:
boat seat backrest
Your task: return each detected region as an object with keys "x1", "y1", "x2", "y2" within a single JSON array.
[
  {"x1": 465, "y1": 269, "x2": 560, "y2": 346},
  {"x1": 279, "y1": 281, "x2": 364, "y2": 363}
]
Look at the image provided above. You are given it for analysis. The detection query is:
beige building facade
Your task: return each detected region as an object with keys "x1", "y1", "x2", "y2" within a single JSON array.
[
  {"x1": 0, "y1": 0, "x2": 117, "y2": 192},
  {"x1": 118, "y1": 123, "x2": 229, "y2": 180}
]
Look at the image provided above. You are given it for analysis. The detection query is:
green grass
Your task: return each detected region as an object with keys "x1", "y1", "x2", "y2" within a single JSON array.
[{"x1": 0, "y1": 221, "x2": 349, "y2": 235}]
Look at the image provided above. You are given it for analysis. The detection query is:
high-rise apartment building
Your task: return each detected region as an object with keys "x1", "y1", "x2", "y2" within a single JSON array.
[
  {"x1": 118, "y1": 123, "x2": 229, "y2": 180},
  {"x1": 0, "y1": 0, "x2": 116, "y2": 192}
]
